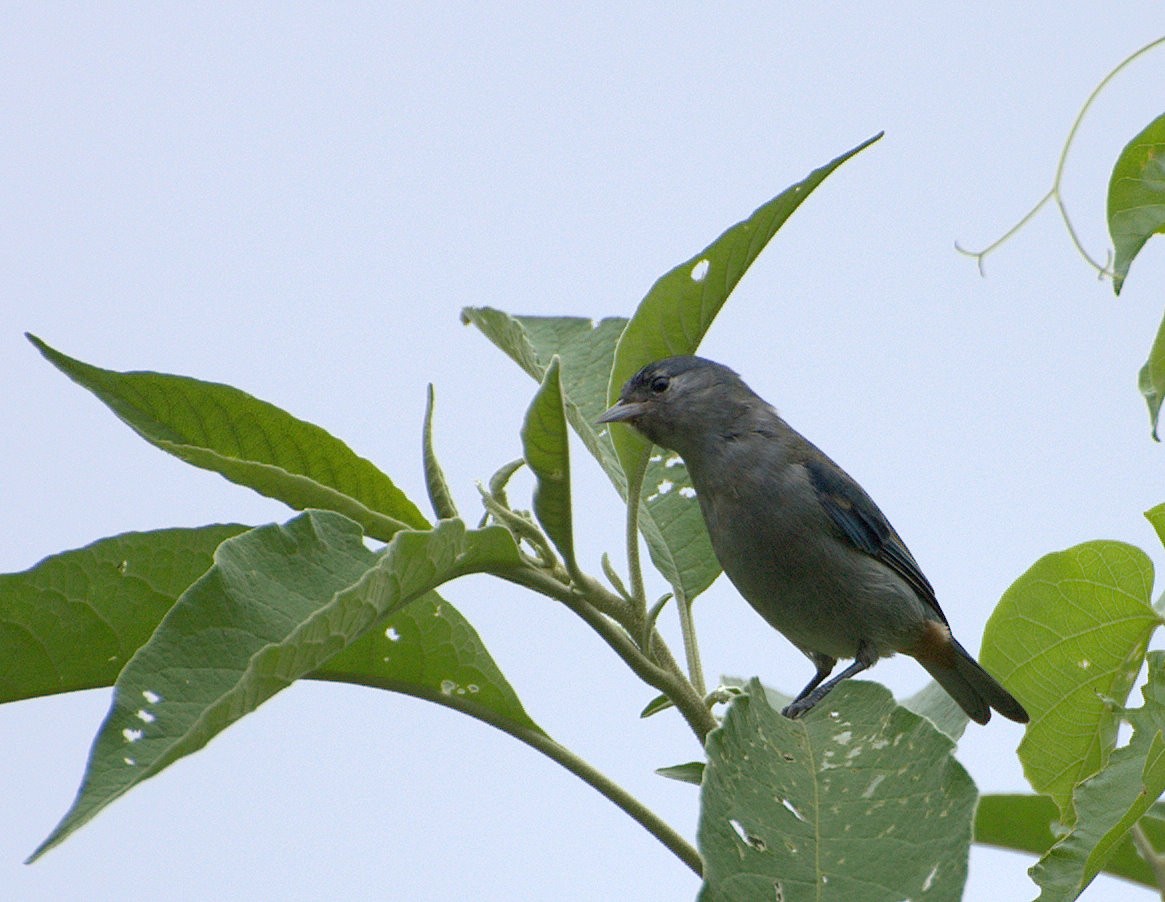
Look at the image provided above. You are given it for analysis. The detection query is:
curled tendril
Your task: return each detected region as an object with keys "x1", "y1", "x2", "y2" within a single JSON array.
[{"x1": 956, "y1": 35, "x2": 1165, "y2": 278}]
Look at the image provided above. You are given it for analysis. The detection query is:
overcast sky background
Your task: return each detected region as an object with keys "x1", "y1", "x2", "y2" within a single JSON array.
[{"x1": 4, "y1": 5, "x2": 1165, "y2": 900}]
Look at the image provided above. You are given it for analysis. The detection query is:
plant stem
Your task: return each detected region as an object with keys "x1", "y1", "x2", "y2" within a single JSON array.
[
  {"x1": 675, "y1": 588, "x2": 706, "y2": 697},
  {"x1": 502, "y1": 564, "x2": 717, "y2": 741},
  {"x1": 624, "y1": 463, "x2": 648, "y2": 616},
  {"x1": 1131, "y1": 822, "x2": 1165, "y2": 899}
]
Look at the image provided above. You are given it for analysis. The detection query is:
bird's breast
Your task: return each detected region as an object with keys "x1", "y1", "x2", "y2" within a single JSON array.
[{"x1": 694, "y1": 461, "x2": 928, "y2": 661}]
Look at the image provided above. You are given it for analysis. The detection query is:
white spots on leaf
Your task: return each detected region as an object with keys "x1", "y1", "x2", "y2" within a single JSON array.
[
  {"x1": 922, "y1": 864, "x2": 940, "y2": 891},
  {"x1": 833, "y1": 730, "x2": 852, "y2": 745},
  {"x1": 646, "y1": 479, "x2": 674, "y2": 502},
  {"x1": 117, "y1": 560, "x2": 129, "y2": 575},
  {"x1": 123, "y1": 757, "x2": 136, "y2": 766},
  {"x1": 679, "y1": 486, "x2": 697, "y2": 499},
  {"x1": 862, "y1": 774, "x2": 885, "y2": 798},
  {"x1": 690, "y1": 258, "x2": 710, "y2": 282},
  {"x1": 136, "y1": 709, "x2": 155, "y2": 724},
  {"x1": 385, "y1": 626, "x2": 401, "y2": 642},
  {"x1": 664, "y1": 454, "x2": 683, "y2": 468},
  {"x1": 142, "y1": 690, "x2": 162, "y2": 704},
  {"x1": 439, "y1": 679, "x2": 479, "y2": 697},
  {"x1": 728, "y1": 819, "x2": 765, "y2": 851},
  {"x1": 122, "y1": 727, "x2": 143, "y2": 743},
  {"x1": 1079, "y1": 658, "x2": 1091, "y2": 670},
  {"x1": 780, "y1": 799, "x2": 806, "y2": 822}
]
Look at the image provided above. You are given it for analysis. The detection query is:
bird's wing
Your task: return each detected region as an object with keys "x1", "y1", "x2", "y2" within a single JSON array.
[{"x1": 804, "y1": 456, "x2": 947, "y2": 624}]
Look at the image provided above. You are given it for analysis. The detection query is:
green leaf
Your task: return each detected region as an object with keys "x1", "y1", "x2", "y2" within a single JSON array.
[
  {"x1": 980, "y1": 541, "x2": 1160, "y2": 818},
  {"x1": 1108, "y1": 112, "x2": 1165, "y2": 295},
  {"x1": 521, "y1": 357, "x2": 575, "y2": 571},
  {"x1": 1137, "y1": 310, "x2": 1165, "y2": 440},
  {"x1": 30, "y1": 512, "x2": 532, "y2": 860},
  {"x1": 640, "y1": 693, "x2": 674, "y2": 718},
  {"x1": 1147, "y1": 504, "x2": 1165, "y2": 553},
  {"x1": 607, "y1": 134, "x2": 884, "y2": 601},
  {"x1": 28, "y1": 335, "x2": 428, "y2": 541},
  {"x1": 463, "y1": 309, "x2": 717, "y2": 596},
  {"x1": 656, "y1": 761, "x2": 705, "y2": 785},
  {"x1": 422, "y1": 384, "x2": 460, "y2": 520},
  {"x1": 974, "y1": 793, "x2": 1060, "y2": 862},
  {"x1": 0, "y1": 526, "x2": 527, "y2": 721},
  {"x1": 975, "y1": 793, "x2": 1159, "y2": 890},
  {"x1": 900, "y1": 679, "x2": 970, "y2": 743},
  {"x1": 1031, "y1": 652, "x2": 1165, "y2": 900},
  {"x1": 312, "y1": 592, "x2": 538, "y2": 729},
  {"x1": 698, "y1": 679, "x2": 975, "y2": 901},
  {"x1": 0, "y1": 526, "x2": 247, "y2": 703}
]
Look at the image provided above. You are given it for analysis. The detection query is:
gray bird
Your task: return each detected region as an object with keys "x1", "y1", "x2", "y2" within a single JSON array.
[{"x1": 599, "y1": 355, "x2": 1028, "y2": 725}]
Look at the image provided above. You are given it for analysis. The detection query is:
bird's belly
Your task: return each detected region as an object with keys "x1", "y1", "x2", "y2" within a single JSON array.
[{"x1": 708, "y1": 506, "x2": 928, "y2": 661}]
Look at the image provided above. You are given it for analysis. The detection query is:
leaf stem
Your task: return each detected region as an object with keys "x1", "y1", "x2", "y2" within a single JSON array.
[
  {"x1": 625, "y1": 462, "x2": 648, "y2": 617},
  {"x1": 1131, "y1": 822, "x2": 1165, "y2": 898},
  {"x1": 675, "y1": 588, "x2": 707, "y2": 697},
  {"x1": 502, "y1": 564, "x2": 718, "y2": 741}
]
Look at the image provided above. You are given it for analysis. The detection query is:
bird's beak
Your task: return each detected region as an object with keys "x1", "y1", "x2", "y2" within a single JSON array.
[{"x1": 597, "y1": 400, "x2": 648, "y2": 424}]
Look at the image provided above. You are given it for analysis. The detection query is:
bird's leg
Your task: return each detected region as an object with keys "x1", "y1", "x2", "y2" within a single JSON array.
[
  {"x1": 782, "y1": 653, "x2": 836, "y2": 715},
  {"x1": 782, "y1": 643, "x2": 878, "y2": 719}
]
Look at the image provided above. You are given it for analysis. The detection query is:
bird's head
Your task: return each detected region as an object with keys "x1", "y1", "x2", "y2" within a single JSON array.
[{"x1": 597, "y1": 355, "x2": 755, "y2": 454}]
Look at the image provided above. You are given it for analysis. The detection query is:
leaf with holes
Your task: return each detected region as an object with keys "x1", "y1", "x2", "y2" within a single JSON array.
[
  {"x1": 698, "y1": 679, "x2": 975, "y2": 901},
  {"x1": 29, "y1": 511, "x2": 532, "y2": 860}
]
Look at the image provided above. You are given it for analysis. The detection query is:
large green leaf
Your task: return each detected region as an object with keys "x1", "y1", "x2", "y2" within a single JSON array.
[
  {"x1": 0, "y1": 526, "x2": 246, "y2": 702},
  {"x1": 1108, "y1": 112, "x2": 1165, "y2": 295},
  {"x1": 1031, "y1": 652, "x2": 1165, "y2": 900},
  {"x1": 698, "y1": 679, "x2": 975, "y2": 901},
  {"x1": 981, "y1": 541, "x2": 1160, "y2": 817},
  {"x1": 30, "y1": 511, "x2": 531, "y2": 860},
  {"x1": 1, "y1": 528, "x2": 531, "y2": 719},
  {"x1": 521, "y1": 357, "x2": 575, "y2": 570},
  {"x1": 28, "y1": 335, "x2": 427, "y2": 541},
  {"x1": 606, "y1": 134, "x2": 883, "y2": 601}
]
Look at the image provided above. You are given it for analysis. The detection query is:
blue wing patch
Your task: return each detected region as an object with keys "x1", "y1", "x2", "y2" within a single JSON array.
[{"x1": 803, "y1": 456, "x2": 946, "y2": 623}]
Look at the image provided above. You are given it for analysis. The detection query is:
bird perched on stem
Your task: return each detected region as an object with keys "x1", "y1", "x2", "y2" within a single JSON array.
[{"x1": 599, "y1": 355, "x2": 1028, "y2": 725}]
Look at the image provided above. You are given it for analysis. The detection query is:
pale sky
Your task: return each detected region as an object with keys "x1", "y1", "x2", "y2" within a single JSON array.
[{"x1": 4, "y1": 5, "x2": 1164, "y2": 900}]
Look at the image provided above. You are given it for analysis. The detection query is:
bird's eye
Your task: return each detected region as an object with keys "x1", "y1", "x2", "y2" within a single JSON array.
[{"x1": 650, "y1": 375, "x2": 670, "y2": 394}]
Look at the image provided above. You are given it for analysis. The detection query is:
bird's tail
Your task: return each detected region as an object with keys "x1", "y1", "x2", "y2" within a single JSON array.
[{"x1": 919, "y1": 638, "x2": 1029, "y2": 725}]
